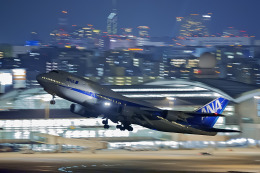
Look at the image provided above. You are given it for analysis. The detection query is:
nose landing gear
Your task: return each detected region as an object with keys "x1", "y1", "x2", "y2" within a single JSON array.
[{"x1": 50, "y1": 95, "x2": 56, "y2": 105}]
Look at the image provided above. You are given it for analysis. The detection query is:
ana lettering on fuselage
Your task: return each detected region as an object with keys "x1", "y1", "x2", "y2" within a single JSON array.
[{"x1": 67, "y1": 78, "x2": 79, "y2": 84}]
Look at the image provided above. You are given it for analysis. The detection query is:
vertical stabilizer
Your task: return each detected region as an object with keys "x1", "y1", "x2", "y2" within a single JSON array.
[{"x1": 192, "y1": 97, "x2": 229, "y2": 127}]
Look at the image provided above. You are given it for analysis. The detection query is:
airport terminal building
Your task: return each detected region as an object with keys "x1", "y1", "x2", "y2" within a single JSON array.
[{"x1": 1, "y1": 75, "x2": 260, "y2": 149}]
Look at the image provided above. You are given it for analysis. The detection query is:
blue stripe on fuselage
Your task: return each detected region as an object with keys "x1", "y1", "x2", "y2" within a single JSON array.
[
  {"x1": 57, "y1": 84, "x2": 150, "y2": 108},
  {"x1": 58, "y1": 84, "x2": 97, "y2": 98}
]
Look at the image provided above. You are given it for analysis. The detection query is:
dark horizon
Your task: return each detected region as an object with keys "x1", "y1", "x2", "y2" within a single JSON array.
[{"x1": 0, "y1": 0, "x2": 259, "y2": 45}]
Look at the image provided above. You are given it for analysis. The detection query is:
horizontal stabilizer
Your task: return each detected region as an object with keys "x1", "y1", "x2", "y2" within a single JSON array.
[
  {"x1": 185, "y1": 112, "x2": 225, "y2": 117},
  {"x1": 200, "y1": 127, "x2": 241, "y2": 133}
]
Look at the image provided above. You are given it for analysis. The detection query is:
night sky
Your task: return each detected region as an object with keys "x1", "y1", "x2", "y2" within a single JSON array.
[{"x1": 0, "y1": 0, "x2": 259, "y2": 45}]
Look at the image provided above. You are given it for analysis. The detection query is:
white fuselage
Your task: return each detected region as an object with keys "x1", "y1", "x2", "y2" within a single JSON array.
[{"x1": 36, "y1": 70, "x2": 217, "y2": 136}]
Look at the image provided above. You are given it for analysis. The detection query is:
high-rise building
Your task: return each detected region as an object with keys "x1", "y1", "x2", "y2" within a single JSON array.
[
  {"x1": 136, "y1": 26, "x2": 150, "y2": 46},
  {"x1": 121, "y1": 28, "x2": 133, "y2": 37},
  {"x1": 25, "y1": 32, "x2": 41, "y2": 46},
  {"x1": 0, "y1": 44, "x2": 12, "y2": 58},
  {"x1": 50, "y1": 11, "x2": 70, "y2": 47},
  {"x1": 223, "y1": 27, "x2": 243, "y2": 37},
  {"x1": 107, "y1": 9, "x2": 118, "y2": 35},
  {"x1": 69, "y1": 24, "x2": 96, "y2": 49},
  {"x1": 176, "y1": 13, "x2": 211, "y2": 38},
  {"x1": 137, "y1": 26, "x2": 150, "y2": 38}
]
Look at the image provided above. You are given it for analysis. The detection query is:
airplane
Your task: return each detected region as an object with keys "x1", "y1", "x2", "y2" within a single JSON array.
[{"x1": 36, "y1": 70, "x2": 240, "y2": 136}]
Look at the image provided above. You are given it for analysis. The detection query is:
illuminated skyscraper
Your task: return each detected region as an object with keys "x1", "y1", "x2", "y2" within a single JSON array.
[
  {"x1": 176, "y1": 13, "x2": 211, "y2": 38},
  {"x1": 137, "y1": 26, "x2": 150, "y2": 38},
  {"x1": 50, "y1": 11, "x2": 70, "y2": 47},
  {"x1": 223, "y1": 27, "x2": 241, "y2": 37},
  {"x1": 107, "y1": 9, "x2": 118, "y2": 35},
  {"x1": 136, "y1": 26, "x2": 150, "y2": 46},
  {"x1": 121, "y1": 28, "x2": 133, "y2": 37},
  {"x1": 25, "y1": 31, "x2": 41, "y2": 46},
  {"x1": 71, "y1": 24, "x2": 94, "y2": 40},
  {"x1": 69, "y1": 24, "x2": 96, "y2": 49},
  {"x1": 107, "y1": 0, "x2": 118, "y2": 35}
]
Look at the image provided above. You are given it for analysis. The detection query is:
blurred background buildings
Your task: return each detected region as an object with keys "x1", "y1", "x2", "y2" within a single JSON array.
[{"x1": 1, "y1": 3, "x2": 260, "y2": 150}]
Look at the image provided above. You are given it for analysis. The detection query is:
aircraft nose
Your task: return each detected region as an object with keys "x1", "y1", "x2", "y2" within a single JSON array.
[{"x1": 36, "y1": 74, "x2": 44, "y2": 85}]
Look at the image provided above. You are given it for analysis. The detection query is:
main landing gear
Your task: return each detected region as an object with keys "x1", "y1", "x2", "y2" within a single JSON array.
[
  {"x1": 50, "y1": 95, "x2": 56, "y2": 105},
  {"x1": 102, "y1": 119, "x2": 133, "y2": 131},
  {"x1": 116, "y1": 124, "x2": 133, "y2": 131},
  {"x1": 102, "y1": 119, "x2": 110, "y2": 129}
]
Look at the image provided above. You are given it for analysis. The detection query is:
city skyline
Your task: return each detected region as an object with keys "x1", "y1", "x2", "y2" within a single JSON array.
[{"x1": 0, "y1": 0, "x2": 259, "y2": 45}]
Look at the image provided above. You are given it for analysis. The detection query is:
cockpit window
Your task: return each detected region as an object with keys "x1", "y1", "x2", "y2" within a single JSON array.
[{"x1": 50, "y1": 70, "x2": 59, "y2": 73}]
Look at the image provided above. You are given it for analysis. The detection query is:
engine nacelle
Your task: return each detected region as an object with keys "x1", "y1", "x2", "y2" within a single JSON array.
[
  {"x1": 70, "y1": 103, "x2": 98, "y2": 118},
  {"x1": 162, "y1": 110, "x2": 178, "y2": 121}
]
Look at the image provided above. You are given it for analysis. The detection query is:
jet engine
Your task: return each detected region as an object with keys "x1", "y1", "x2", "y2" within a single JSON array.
[{"x1": 70, "y1": 103, "x2": 98, "y2": 118}]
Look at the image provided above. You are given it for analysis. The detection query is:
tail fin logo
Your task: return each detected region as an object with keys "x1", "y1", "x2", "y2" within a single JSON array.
[
  {"x1": 194, "y1": 97, "x2": 229, "y2": 127},
  {"x1": 201, "y1": 100, "x2": 222, "y2": 113},
  {"x1": 196, "y1": 97, "x2": 229, "y2": 114}
]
